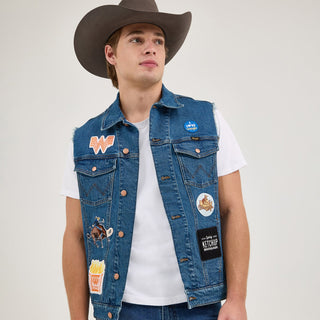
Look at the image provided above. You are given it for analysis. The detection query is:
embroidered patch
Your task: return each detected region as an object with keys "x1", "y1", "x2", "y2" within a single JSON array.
[
  {"x1": 87, "y1": 217, "x2": 113, "y2": 248},
  {"x1": 196, "y1": 193, "x2": 214, "y2": 217},
  {"x1": 184, "y1": 121, "x2": 198, "y2": 133},
  {"x1": 89, "y1": 135, "x2": 115, "y2": 154},
  {"x1": 197, "y1": 227, "x2": 222, "y2": 261},
  {"x1": 89, "y1": 259, "x2": 105, "y2": 294}
]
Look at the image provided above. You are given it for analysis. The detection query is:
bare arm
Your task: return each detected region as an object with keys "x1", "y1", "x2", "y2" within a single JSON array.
[
  {"x1": 218, "y1": 170, "x2": 250, "y2": 320},
  {"x1": 62, "y1": 197, "x2": 89, "y2": 320}
]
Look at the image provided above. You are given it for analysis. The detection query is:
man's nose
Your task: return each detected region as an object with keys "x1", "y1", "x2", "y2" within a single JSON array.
[{"x1": 143, "y1": 40, "x2": 156, "y2": 55}]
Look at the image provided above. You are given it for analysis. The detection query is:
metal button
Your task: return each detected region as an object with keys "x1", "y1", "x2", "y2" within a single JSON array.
[
  {"x1": 123, "y1": 123, "x2": 129, "y2": 127},
  {"x1": 118, "y1": 231, "x2": 124, "y2": 238},
  {"x1": 92, "y1": 166, "x2": 97, "y2": 172},
  {"x1": 108, "y1": 312, "x2": 113, "y2": 319},
  {"x1": 114, "y1": 273, "x2": 120, "y2": 280},
  {"x1": 123, "y1": 148, "x2": 129, "y2": 154},
  {"x1": 195, "y1": 148, "x2": 200, "y2": 154},
  {"x1": 120, "y1": 190, "x2": 127, "y2": 197}
]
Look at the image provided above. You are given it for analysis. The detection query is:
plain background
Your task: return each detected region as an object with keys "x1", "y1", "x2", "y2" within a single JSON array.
[{"x1": 1, "y1": 0, "x2": 319, "y2": 319}]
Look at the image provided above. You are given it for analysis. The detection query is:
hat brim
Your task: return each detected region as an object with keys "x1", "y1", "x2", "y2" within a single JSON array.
[{"x1": 74, "y1": 5, "x2": 192, "y2": 78}]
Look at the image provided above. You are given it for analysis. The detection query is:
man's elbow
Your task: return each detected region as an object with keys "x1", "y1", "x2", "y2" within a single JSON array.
[{"x1": 63, "y1": 226, "x2": 85, "y2": 244}]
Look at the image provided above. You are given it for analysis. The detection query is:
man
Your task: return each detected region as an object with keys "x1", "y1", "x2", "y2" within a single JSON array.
[{"x1": 62, "y1": 1, "x2": 250, "y2": 319}]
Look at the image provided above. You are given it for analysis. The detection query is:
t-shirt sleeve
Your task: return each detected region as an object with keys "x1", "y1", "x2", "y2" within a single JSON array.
[
  {"x1": 61, "y1": 142, "x2": 80, "y2": 199},
  {"x1": 214, "y1": 108, "x2": 247, "y2": 177}
]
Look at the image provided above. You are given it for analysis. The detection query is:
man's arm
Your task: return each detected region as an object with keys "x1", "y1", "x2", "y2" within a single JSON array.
[
  {"x1": 62, "y1": 197, "x2": 89, "y2": 320},
  {"x1": 218, "y1": 170, "x2": 250, "y2": 320}
]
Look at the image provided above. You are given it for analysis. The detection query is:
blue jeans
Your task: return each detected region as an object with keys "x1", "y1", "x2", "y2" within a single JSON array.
[{"x1": 118, "y1": 301, "x2": 221, "y2": 320}]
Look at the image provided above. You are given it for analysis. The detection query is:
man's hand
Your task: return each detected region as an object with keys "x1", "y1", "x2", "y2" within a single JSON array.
[{"x1": 218, "y1": 299, "x2": 247, "y2": 320}]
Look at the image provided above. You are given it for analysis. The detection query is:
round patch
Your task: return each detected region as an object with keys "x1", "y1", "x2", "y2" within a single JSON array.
[
  {"x1": 196, "y1": 193, "x2": 215, "y2": 217},
  {"x1": 184, "y1": 121, "x2": 198, "y2": 133}
]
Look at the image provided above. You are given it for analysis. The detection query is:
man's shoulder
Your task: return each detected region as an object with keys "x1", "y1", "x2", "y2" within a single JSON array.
[
  {"x1": 80, "y1": 107, "x2": 110, "y2": 128},
  {"x1": 172, "y1": 93, "x2": 214, "y2": 114},
  {"x1": 174, "y1": 92, "x2": 213, "y2": 107},
  {"x1": 73, "y1": 109, "x2": 107, "y2": 139}
]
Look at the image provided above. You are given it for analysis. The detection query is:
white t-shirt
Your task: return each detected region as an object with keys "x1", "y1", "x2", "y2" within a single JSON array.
[{"x1": 61, "y1": 109, "x2": 247, "y2": 306}]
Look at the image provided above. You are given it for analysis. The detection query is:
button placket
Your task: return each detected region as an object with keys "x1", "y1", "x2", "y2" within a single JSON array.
[
  {"x1": 122, "y1": 148, "x2": 129, "y2": 155},
  {"x1": 118, "y1": 231, "x2": 124, "y2": 238}
]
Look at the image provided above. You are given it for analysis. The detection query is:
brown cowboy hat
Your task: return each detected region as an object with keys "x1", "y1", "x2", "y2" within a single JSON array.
[{"x1": 74, "y1": 0, "x2": 192, "y2": 78}]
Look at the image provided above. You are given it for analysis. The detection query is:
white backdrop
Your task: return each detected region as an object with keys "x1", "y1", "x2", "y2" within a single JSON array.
[{"x1": 1, "y1": 0, "x2": 319, "y2": 319}]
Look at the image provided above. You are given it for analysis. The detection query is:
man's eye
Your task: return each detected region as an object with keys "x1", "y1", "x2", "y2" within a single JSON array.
[
  {"x1": 131, "y1": 38, "x2": 142, "y2": 43},
  {"x1": 155, "y1": 39, "x2": 164, "y2": 45}
]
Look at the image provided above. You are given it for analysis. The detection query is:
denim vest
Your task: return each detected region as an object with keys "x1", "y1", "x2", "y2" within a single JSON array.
[{"x1": 73, "y1": 85, "x2": 227, "y2": 320}]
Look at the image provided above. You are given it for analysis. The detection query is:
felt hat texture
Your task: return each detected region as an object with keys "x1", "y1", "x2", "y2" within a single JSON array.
[{"x1": 74, "y1": 0, "x2": 192, "y2": 78}]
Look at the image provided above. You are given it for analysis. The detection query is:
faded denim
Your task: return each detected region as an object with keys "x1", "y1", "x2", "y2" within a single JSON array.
[{"x1": 73, "y1": 85, "x2": 227, "y2": 320}]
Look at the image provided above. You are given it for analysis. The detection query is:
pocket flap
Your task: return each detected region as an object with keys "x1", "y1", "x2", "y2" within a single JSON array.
[
  {"x1": 75, "y1": 158, "x2": 117, "y2": 177},
  {"x1": 173, "y1": 139, "x2": 218, "y2": 158}
]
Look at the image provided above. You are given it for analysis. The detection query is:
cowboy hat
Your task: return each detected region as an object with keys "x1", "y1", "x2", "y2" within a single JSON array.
[{"x1": 74, "y1": 0, "x2": 192, "y2": 78}]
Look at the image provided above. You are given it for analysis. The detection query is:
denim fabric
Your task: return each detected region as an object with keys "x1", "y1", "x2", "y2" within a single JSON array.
[
  {"x1": 117, "y1": 302, "x2": 221, "y2": 320},
  {"x1": 73, "y1": 85, "x2": 227, "y2": 320}
]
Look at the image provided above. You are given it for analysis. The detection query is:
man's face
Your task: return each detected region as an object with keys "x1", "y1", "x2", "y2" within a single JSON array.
[{"x1": 105, "y1": 23, "x2": 166, "y2": 88}]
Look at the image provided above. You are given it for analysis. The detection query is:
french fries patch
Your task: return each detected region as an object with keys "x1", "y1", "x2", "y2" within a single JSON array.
[{"x1": 89, "y1": 260, "x2": 105, "y2": 294}]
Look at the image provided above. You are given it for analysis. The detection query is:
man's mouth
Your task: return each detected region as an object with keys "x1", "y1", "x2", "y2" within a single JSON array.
[{"x1": 139, "y1": 60, "x2": 158, "y2": 68}]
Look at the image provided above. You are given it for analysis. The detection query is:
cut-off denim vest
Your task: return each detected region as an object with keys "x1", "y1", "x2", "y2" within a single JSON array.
[{"x1": 73, "y1": 85, "x2": 227, "y2": 320}]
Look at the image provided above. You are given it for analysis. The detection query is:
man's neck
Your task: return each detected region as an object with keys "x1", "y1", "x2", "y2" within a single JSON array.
[{"x1": 118, "y1": 82, "x2": 162, "y2": 123}]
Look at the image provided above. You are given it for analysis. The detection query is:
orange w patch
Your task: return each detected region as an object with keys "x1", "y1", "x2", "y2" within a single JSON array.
[{"x1": 89, "y1": 135, "x2": 115, "y2": 154}]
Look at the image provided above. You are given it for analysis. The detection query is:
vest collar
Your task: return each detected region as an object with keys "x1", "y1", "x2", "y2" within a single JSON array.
[
  {"x1": 155, "y1": 85, "x2": 184, "y2": 109},
  {"x1": 101, "y1": 93, "x2": 125, "y2": 131},
  {"x1": 101, "y1": 84, "x2": 184, "y2": 130}
]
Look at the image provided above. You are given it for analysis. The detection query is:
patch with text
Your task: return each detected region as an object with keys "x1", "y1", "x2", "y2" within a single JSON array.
[
  {"x1": 184, "y1": 120, "x2": 199, "y2": 133},
  {"x1": 197, "y1": 227, "x2": 222, "y2": 261}
]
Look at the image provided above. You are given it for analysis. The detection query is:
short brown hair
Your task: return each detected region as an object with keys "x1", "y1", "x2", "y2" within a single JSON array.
[{"x1": 105, "y1": 28, "x2": 122, "y2": 89}]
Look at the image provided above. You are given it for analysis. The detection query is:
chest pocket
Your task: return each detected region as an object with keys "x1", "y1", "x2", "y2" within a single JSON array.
[
  {"x1": 173, "y1": 139, "x2": 218, "y2": 188},
  {"x1": 74, "y1": 158, "x2": 117, "y2": 206}
]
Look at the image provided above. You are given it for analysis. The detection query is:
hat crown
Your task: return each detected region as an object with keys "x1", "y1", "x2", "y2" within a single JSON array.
[{"x1": 119, "y1": 0, "x2": 159, "y2": 12}]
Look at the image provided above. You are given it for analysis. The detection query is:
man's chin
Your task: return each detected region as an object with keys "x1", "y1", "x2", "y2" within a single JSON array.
[{"x1": 134, "y1": 74, "x2": 163, "y2": 88}]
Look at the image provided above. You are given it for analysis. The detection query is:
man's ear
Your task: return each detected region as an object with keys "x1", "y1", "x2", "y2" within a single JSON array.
[{"x1": 105, "y1": 45, "x2": 116, "y2": 65}]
